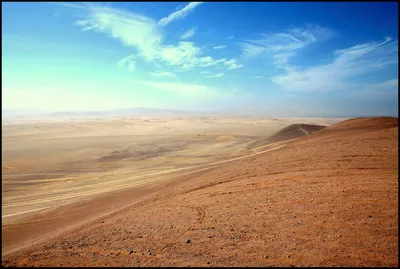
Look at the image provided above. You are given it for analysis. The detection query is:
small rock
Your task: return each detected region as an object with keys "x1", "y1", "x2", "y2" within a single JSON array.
[
  {"x1": 129, "y1": 250, "x2": 135, "y2": 254},
  {"x1": 93, "y1": 258, "x2": 96, "y2": 261},
  {"x1": 288, "y1": 255, "x2": 291, "y2": 258},
  {"x1": 148, "y1": 249, "x2": 152, "y2": 255},
  {"x1": 186, "y1": 239, "x2": 191, "y2": 244},
  {"x1": 265, "y1": 255, "x2": 269, "y2": 258},
  {"x1": 207, "y1": 262, "x2": 211, "y2": 264}
]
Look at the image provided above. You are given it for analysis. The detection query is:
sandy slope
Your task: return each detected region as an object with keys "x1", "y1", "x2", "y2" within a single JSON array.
[
  {"x1": 2, "y1": 117, "x2": 397, "y2": 266},
  {"x1": 2, "y1": 117, "x2": 343, "y2": 225},
  {"x1": 247, "y1": 123, "x2": 326, "y2": 149}
]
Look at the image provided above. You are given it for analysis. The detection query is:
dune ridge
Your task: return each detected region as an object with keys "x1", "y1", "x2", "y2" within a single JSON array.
[{"x1": 248, "y1": 123, "x2": 326, "y2": 150}]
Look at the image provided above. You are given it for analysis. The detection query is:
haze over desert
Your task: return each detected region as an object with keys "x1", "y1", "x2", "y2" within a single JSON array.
[{"x1": 2, "y1": 1, "x2": 398, "y2": 267}]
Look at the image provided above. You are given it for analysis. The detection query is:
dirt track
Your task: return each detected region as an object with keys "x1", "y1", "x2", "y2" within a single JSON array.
[
  {"x1": 1, "y1": 141, "x2": 286, "y2": 221},
  {"x1": 3, "y1": 117, "x2": 335, "y2": 225},
  {"x1": 2, "y1": 117, "x2": 398, "y2": 267},
  {"x1": 1, "y1": 142, "x2": 288, "y2": 256}
]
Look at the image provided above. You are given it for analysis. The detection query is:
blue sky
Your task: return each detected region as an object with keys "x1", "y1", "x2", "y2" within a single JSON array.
[{"x1": 2, "y1": 2, "x2": 398, "y2": 116}]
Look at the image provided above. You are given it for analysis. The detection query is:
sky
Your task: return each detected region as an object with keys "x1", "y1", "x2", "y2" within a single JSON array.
[{"x1": 2, "y1": 1, "x2": 398, "y2": 117}]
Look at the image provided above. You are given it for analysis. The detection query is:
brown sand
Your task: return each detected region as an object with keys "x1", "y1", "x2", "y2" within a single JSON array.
[{"x1": 2, "y1": 117, "x2": 398, "y2": 267}]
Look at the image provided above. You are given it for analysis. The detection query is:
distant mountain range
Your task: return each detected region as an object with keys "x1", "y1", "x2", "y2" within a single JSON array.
[
  {"x1": 2, "y1": 108, "x2": 217, "y2": 124},
  {"x1": 1, "y1": 108, "x2": 360, "y2": 124},
  {"x1": 3, "y1": 107, "x2": 203, "y2": 116}
]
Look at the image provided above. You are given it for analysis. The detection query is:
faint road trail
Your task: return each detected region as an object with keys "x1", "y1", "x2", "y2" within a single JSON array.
[
  {"x1": 2, "y1": 144, "x2": 287, "y2": 219},
  {"x1": 299, "y1": 126, "x2": 310, "y2": 135}
]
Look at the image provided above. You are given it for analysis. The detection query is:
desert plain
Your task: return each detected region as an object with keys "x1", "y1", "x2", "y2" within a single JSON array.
[{"x1": 1, "y1": 115, "x2": 398, "y2": 267}]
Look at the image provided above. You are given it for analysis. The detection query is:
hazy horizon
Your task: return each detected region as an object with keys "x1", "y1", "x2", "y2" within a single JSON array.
[{"x1": 1, "y1": 106, "x2": 386, "y2": 120}]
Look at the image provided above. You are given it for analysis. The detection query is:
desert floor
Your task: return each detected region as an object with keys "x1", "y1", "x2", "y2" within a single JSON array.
[{"x1": 2, "y1": 116, "x2": 398, "y2": 267}]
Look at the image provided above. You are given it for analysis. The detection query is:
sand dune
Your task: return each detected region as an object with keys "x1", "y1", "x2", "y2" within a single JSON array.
[
  {"x1": 247, "y1": 123, "x2": 326, "y2": 150},
  {"x1": 2, "y1": 117, "x2": 397, "y2": 267}
]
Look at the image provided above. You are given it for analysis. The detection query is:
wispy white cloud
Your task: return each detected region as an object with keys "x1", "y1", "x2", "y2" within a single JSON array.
[
  {"x1": 74, "y1": 5, "x2": 162, "y2": 61},
  {"x1": 118, "y1": 54, "x2": 136, "y2": 72},
  {"x1": 175, "y1": 4, "x2": 184, "y2": 10},
  {"x1": 213, "y1": 45, "x2": 226, "y2": 50},
  {"x1": 158, "y1": 2, "x2": 203, "y2": 27},
  {"x1": 350, "y1": 79, "x2": 398, "y2": 100},
  {"x1": 57, "y1": 2, "x2": 89, "y2": 10},
  {"x1": 142, "y1": 42, "x2": 242, "y2": 71},
  {"x1": 239, "y1": 42, "x2": 265, "y2": 58},
  {"x1": 227, "y1": 35, "x2": 234, "y2": 40},
  {"x1": 253, "y1": 76, "x2": 263, "y2": 79},
  {"x1": 204, "y1": 73, "x2": 224, "y2": 78},
  {"x1": 224, "y1": 59, "x2": 244, "y2": 70},
  {"x1": 240, "y1": 24, "x2": 332, "y2": 68},
  {"x1": 158, "y1": 42, "x2": 221, "y2": 69},
  {"x1": 270, "y1": 37, "x2": 398, "y2": 92},
  {"x1": 149, "y1": 71, "x2": 177, "y2": 78},
  {"x1": 272, "y1": 53, "x2": 293, "y2": 66},
  {"x1": 180, "y1": 27, "x2": 196, "y2": 40},
  {"x1": 71, "y1": 3, "x2": 242, "y2": 73}
]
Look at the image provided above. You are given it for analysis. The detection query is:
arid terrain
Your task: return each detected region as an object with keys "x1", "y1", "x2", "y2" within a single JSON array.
[{"x1": 2, "y1": 116, "x2": 398, "y2": 267}]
